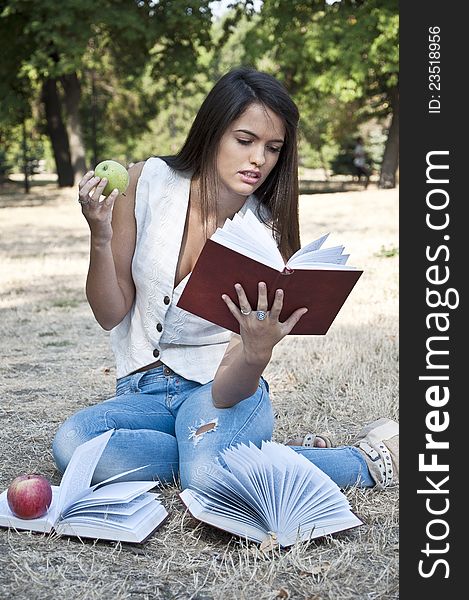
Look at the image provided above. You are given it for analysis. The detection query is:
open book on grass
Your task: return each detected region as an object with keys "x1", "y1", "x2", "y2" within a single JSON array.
[
  {"x1": 0, "y1": 430, "x2": 168, "y2": 543},
  {"x1": 179, "y1": 441, "x2": 363, "y2": 549},
  {"x1": 177, "y1": 209, "x2": 363, "y2": 335}
]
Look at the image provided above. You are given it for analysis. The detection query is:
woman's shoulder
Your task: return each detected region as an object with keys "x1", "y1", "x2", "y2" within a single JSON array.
[
  {"x1": 128, "y1": 160, "x2": 146, "y2": 181},
  {"x1": 127, "y1": 157, "x2": 169, "y2": 191},
  {"x1": 131, "y1": 156, "x2": 162, "y2": 177},
  {"x1": 134, "y1": 156, "x2": 185, "y2": 177},
  {"x1": 133, "y1": 156, "x2": 190, "y2": 184}
]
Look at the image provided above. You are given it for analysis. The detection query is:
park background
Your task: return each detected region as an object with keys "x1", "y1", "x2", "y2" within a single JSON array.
[
  {"x1": 0, "y1": 0, "x2": 398, "y2": 191},
  {"x1": 0, "y1": 1, "x2": 399, "y2": 599}
]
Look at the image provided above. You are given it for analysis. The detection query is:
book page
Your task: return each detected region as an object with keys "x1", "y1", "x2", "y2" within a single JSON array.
[
  {"x1": 288, "y1": 246, "x2": 353, "y2": 269},
  {"x1": 61, "y1": 492, "x2": 161, "y2": 525},
  {"x1": 180, "y1": 489, "x2": 266, "y2": 543},
  {"x1": 91, "y1": 464, "x2": 149, "y2": 490},
  {"x1": 55, "y1": 430, "x2": 114, "y2": 520},
  {"x1": 203, "y1": 471, "x2": 267, "y2": 517},
  {"x1": 261, "y1": 442, "x2": 325, "y2": 521},
  {"x1": 282, "y1": 516, "x2": 363, "y2": 546},
  {"x1": 218, "y1": 443, "x2": 284, "y2": 531},
  {"x1": 182, "y1": 441, "x2": 363, "y2": 548},
  {"x1": 271, "y1": 463, "x2": 297, "y2": 530},
  {"x1": 211, "y1": 210, "x2": 285, "y2": 271},
  {"x1": 261, "y1": 443, "x2": 357, "y2": 534},
  {"x1": 210, "y1": 210, "x2": 357, "y2": 272},
  {"x1": 56, "y1": 498, "x2": 168, "y2": 543},
  {"x1": 219, "y1": 445, "x2": 269, "y2": 508},
  {"x1": 190, "y1": 469, "x2": 272, "y2": 529},
  {"x1": 256, "y1": 443, "x2": 328, "y2": 530},
  {"x1": 60, "y1": 480, "x2": 158, "y2": 518},
  {"x1": 185, "y1": 486, "x2": 270, "y2": 531},
  {"x1": 287, "y1": 233, "x2": 330, "y2": 260},
  {"x1": 297, "y1": 245, "x2": 346, "y2": 261},
  {"x1": 62, "y1": 493, "x2": 156, "y2": 518},
  {"x1": 62, "y1": 503, "x2": 153, "y2": 530},
  {"x1": 287, "y1": 481, "x2": 347, "y2": 526}
]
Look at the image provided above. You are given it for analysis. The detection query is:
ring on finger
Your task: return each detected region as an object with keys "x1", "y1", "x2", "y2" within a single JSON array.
[
  {"x1": 240, "y1": 307, "x2": 252, "y2": 316},
  {"x1": 256, "y1": 310, "x2": 267, "y2": 321},
  {"x1": 78, "y1": 197, "x2": 89, "y2": 205}
]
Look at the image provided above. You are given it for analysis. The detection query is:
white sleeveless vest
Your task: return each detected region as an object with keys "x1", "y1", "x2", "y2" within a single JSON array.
[{"x1": 109, "y1": 157, "x2": 271, "y2": 384}]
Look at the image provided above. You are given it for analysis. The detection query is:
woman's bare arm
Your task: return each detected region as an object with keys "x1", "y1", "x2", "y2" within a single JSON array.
[
  {"x1": 211, "y1": 334, "x2": 271, "y2": 408},
  {"x1": 80, "y1": 162, "x2": 144, "y2": 330},
  {"x1": 211, "y1": 283, "x2": 308, "y2": 408}
]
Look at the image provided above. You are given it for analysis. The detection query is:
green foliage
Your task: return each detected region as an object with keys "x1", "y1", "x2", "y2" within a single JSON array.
[
  {"x1": 0, "y1": 4, "x2": 35, "y2": 126},
  {"x1": 0, "y1": 148, "x2": 11, "y2": 180},
  {"x1": 0, "y1": 0, "x2": 217, "y2": 171},
  {"x1": 2, "y1": 0, "x2": 205, "y2": 80},
  {"x1": 129, "y1": 77, "x2": 210, "y2": 161},
  {"x1": 0, "y1": 0, "x2": 398, "y2": 177},
  {"x1": 234, "y1": 0, "x2": 398, "y2": 169},
  {"x1": 374, "y1": 245, "x2": 399, "y2": 258},
  {"x1": 0, "y1": 117, "x2": 50, "y2": 177}
]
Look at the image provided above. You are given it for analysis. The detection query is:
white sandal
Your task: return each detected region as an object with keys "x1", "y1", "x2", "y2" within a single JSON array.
[
  {"x1": 286, "y1": 433, "x2": 333, "y2": 448},
  {"x1": 354, "y1": 418, "x2": 399, "y2": 488}
]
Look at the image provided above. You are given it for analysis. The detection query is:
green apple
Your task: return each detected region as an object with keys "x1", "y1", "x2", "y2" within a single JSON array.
[{"x1": 94, "y1": 160, "x2": 130, "y2": 197}]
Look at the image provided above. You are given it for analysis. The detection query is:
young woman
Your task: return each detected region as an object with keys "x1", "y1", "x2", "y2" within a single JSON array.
[{"x1": 52, "y1": 67, "x2": 398, "y2": 491}]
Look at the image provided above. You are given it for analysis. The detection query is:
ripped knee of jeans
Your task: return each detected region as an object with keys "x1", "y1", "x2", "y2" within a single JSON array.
[{"x1": 188, "y1": 417, "x2": 219, "y2": 446}]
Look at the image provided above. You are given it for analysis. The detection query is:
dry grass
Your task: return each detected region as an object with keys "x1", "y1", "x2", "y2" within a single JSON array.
[{"x1": 0, "y1": 180, "x2": 398, "y2": 600}]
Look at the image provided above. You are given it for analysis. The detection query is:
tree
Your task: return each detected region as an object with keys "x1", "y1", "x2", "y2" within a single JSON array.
[
  {"x1": 236, "y1": 0, "x2": 399, "y2": 187},
  {"x1": 0, "y1": 0, "x2": 215, "y2": 186},
  {"x1": 0, "y1": 4, "x2": 38, "y2": 189}
]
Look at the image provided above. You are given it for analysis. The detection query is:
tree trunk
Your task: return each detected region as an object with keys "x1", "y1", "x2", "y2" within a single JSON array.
[
  {"x1": 90, "y1": 70, "x2": 99, "y2": 168},
  {"x1": 41, "y1": 78, "x2": 74, "y2": 187},
  {"x1": 379, "y1": 85, "x2": 399, "y2": 189},
  {"x1": 319, "y1": 147, "x2": 331, "y2": 181},
  {"x1": 22, "y1": 121, "x2": 30, "y2": 193},
  {"x1": 61, "y1": 72, "x2": 87, "y2": 180}
]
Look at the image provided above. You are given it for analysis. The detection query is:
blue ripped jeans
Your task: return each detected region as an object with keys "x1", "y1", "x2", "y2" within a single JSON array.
[{"x1": 52, "y1": 365, "x2": 373, "y2": 489}]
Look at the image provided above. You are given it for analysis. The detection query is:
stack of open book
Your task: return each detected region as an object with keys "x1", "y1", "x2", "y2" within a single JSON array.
[
  {"x1": 0, "y1": 430, "x2": 168, "y2": 543},
  {"x1": 0, "y1": 433, "x2": 363, "y2": 547}
]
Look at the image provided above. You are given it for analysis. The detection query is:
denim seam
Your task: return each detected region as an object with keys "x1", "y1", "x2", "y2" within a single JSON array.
[
  {"x1": 103, "y1": 409, "x2": 171, "y2": 430},
  {"x1": 228, "y1": 383, "x2": 272, "y2": 447},
  {"x1": 138, "y1": 375, "x2": 169, "y2": 387}
]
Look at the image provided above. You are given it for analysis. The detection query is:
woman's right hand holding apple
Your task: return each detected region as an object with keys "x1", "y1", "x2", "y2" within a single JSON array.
[
  {"x1": 79, "y1": 162, "x2": 139, "y2": 330},
  {"x1": 78, "y1": 171, "x2": 119, "y2": 243}
]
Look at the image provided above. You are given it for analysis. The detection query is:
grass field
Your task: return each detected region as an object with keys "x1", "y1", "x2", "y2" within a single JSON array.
[{"x1": 0, "y1": 181, "x2": 398, "y2": 600}]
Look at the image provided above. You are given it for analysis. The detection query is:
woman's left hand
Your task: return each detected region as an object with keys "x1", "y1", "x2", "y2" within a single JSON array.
[{"x1": 221, "y1": 282, "x2": 308, "y2": 364}]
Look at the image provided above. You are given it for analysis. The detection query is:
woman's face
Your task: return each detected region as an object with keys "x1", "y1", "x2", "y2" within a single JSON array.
[{"x1": 215, "y1": 102, "x2": 285, "y2": 203}]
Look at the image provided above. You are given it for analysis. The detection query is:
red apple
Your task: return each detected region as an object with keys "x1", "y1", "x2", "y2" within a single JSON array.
[{"x1": 6, "y1": 474, "x2": 52, "y2": 519}]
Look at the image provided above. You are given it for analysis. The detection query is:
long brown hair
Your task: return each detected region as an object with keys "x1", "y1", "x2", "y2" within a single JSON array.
[{"x1": 160, "y1": 67, "x2": 301, "y2": 258}]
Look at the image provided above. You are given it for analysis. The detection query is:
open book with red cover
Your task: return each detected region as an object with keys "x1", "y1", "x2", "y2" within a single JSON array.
[{"x1": 177, "y1": 210, "x2": 363, "y2": 335}]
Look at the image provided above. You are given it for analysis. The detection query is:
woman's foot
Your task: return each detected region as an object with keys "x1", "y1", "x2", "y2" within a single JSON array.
[
  {"x1": 354, "y1": 417, "x2": 399, "y2": 488},
  {"x1": 286, "y1": 433, "x2": 333, "y2": 449}
]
